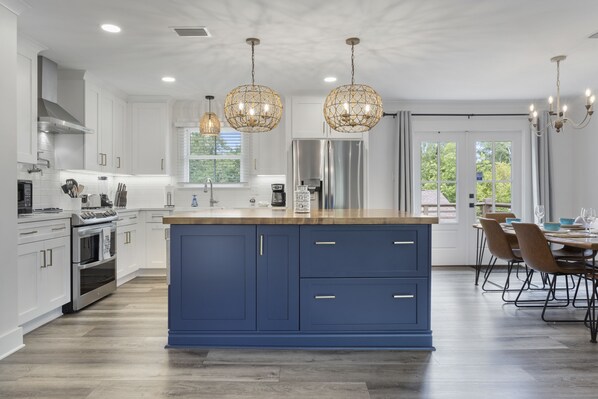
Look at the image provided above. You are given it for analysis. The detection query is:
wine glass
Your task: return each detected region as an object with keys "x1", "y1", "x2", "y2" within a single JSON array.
[
  {"x1": 534, "y1": 205, "x2": 545, "y2": 225},
  {"x1": 581, "y1": 207, "x2": 596, "y2": 234}
]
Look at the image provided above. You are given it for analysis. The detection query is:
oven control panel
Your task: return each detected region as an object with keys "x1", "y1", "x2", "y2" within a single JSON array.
[{"x1": 72, "y1": 209, "x2": 118, "y2": 226}]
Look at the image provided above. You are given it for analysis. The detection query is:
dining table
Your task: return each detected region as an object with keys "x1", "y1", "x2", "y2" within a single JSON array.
[{"x1": 472, "y1": 222, "x2": 598, "y2": 343}]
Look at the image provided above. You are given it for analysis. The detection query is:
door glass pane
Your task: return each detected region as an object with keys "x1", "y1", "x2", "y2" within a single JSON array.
[
  {"x1": 421, "y1": 183, "x2": 438, "y2": 217},
  {"x1": 420, "y1": 142, "x2": 438, "y2": 181},
  {"x1": 440, "y1": 142, "x2": 457, "y2": 181},
  {"x1": 475, "y1": 141, "x2": 513, "y2": 217},
  {"x1": 440, "y1": 183, "x2": 457, "y2": 222},
  {"x1": 420, "y1": 141, "x2": 457, "y2": 223},
  {"x1": 476, "y1": 182, "x2": 493, "y2": 217}
]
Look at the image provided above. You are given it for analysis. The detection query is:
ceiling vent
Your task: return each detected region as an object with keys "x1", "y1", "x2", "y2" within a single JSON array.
[
  {"x1": 589, "y1": 32, "x2": 598, "y2": 39},
  {"x1": 172, "y1": 27, "x2": 211, "y2": 37}
]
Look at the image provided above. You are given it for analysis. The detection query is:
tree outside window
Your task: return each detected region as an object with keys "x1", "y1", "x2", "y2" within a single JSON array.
[{"x1": 186, "y1": 129, "x2": 243, "y2": 184}]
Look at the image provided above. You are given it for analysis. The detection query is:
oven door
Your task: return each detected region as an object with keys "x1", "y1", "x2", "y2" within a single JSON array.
[
  {"x1": 77, "y1": 258, "x2": 116, "y2": 295},
  {"x1": 73, "y1": 222, "x2": 116, "y2": 265}
]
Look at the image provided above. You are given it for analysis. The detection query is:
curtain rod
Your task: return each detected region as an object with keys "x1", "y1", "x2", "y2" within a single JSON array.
[{"x1": 383, "y1": 112, "x2": 528, "y2": 118}]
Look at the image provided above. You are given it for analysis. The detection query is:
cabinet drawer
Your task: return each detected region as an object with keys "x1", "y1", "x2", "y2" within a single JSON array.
[
  {"x1": 116, "y1": 211, "x2": 139, "y2": 227},
  {"x1": 18, "y1": 219, "x2": 70, "y2": 245},
  {"x1": 146, "y1": 210, "x2": 171, "y2": 223},
  {"x1": 300, "y1": 278, "x2": 428, "y2": 331},
  {"x1": 300, "y1": 226, "x2": 428, "y2": 277}
]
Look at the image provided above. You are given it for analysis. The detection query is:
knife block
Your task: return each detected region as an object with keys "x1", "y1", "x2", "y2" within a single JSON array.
[{"x1": 115, "y1": 191, "x2": 127, "y2": 208}]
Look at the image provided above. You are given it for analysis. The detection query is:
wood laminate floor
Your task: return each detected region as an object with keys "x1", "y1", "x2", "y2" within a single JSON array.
[{"x1": 1, "y1": 268, "x2": 598, "y2": 398}]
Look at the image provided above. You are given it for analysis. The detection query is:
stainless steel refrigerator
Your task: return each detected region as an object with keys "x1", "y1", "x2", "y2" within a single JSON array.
[{"x1": 292, "y1": 139, "x2": 363, "y2": 209}]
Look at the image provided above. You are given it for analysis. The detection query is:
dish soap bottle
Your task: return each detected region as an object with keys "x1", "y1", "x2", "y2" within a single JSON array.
[{"x1": 191, "y1": 194, "x2": 198, "y2": 207}]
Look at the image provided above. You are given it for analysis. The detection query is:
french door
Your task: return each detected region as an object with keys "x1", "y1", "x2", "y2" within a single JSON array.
[{"x1": 414, "y1": 131, "x2": 522, "y2": 265}]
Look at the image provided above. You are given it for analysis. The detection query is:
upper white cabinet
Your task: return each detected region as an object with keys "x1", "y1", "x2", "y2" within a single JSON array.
[
  {"x1": 252, "y1": 124, "x2": 286, "y2": 175},
  {"x1": 113, "y1": 97, "x2": 129, "y2": 174},
  {"x1": 291, "y1": 96, "x2": 363, "y2": 140},
  {"x1": 130, "y1": 100, "x2": 170, "y2": 175},
  {"x1": 57, "y1": 72, "x2": 128, "y2": 173},
  {"x1": 17, "y1": 38, "x2": 45, "y2": 164}
]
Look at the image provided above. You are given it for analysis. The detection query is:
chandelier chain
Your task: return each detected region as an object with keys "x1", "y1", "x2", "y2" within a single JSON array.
[
  {"x1": 351, "y1": 43, "x2": 355, "y2": 85},
  {"x1": 251, "y1": 41, "x2": 255, "y2": 86},
  {"x1": 556, "y1": 59, "x2": 560, "y2": 110}
]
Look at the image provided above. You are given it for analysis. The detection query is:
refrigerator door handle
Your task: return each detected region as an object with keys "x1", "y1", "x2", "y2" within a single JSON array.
[
  {"x1": 323, "y1": 140, "x2": 330, "y2": 209},
  {"x1": 327, "y1": 140, "x2": 335, "y2": 209}
]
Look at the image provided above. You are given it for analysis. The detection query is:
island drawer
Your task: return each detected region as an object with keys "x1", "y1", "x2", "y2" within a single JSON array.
[
  {"x1": 300, "y1": 278, "x2": 429, "y2": 331},
  {"x1": 300, "y1": 225, "x2": 429, "y2": 277}
]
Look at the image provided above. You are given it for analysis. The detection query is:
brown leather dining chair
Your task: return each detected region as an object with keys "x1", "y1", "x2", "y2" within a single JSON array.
[
  {"x1": 512, "y1": 222, "x2": 590, "y2": 322},
  {"x1": 478, "y1": 217, "x2": 523, "y2": 300}
]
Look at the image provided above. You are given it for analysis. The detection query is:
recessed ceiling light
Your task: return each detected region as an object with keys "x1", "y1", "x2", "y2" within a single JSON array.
[
  {"x1": 101, "y1": 24, "x2": 121, "y2": 33},
  {"x1": 324, "y1": 76, "x2": 337, "y2": 83},
  {"x1": 161, "y1": 76, "x2": 176, "y2": 83}
]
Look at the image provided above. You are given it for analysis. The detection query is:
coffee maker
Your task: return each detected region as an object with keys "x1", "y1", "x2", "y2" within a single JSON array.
[{"x1": 271, "y1": 184, "x2": 286, "y2": 207}]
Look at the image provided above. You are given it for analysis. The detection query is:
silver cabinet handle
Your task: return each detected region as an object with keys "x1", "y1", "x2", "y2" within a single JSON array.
[
  {"x1": 393, "y1": 241, "x2": 415, "y2": 245},
  {"x1": 117, "y1": 156, "x2": 121, "y2": 168},
  {"x1": 47, "y1": 249, "x2": 53, "y2": 267},
  {"x1": 259, "y1": 234, "x2": 264, "y2": 256},
  {"x1": 40, "y1": 250, "x2": 46, "y2": 268},
  {"x1": 393, "y1": 294, "x2": 415, "y2": 299},
  {"x1": 315, "y1": 295, "x2": 336, "y2": 300},
  {"x1": 315, "y1": 241, "x2": 336, "y2": 245},
  {"x1": 20, "y1": 230, "x2": 38, "y2": 235},
  {"x1": 52, "y1": 226, "x2": 66, "y2": 231}
]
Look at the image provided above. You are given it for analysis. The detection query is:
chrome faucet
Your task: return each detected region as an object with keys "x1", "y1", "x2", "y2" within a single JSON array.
[{"x1": 204, "y1": 178, "x2": 219, "y2": 207}]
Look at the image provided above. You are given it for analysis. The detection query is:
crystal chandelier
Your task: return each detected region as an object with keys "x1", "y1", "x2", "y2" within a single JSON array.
[
  {"x1": 323, "y1": 37, "x2": 383, "y2": 133},
  {"x1": 199, "y1": 95, "x2": 221, "y2": 136},
  {"x1": 224, "y1": 38, "x2": 283, "y2": 133},
  {"x1": 528, "y1": 55, "x2": 594, "y2": 135}
]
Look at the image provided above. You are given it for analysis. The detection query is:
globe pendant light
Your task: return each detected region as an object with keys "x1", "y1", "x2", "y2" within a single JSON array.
[
  {"x1": 199, "y1": 95, "x2": 221, "y2": 136},
  {"x1": 324, "y1": 37, "x2": 383, "y2": 133},
  {"x1": 224, "y1": 38, "x2": 283, "y2": 133}
]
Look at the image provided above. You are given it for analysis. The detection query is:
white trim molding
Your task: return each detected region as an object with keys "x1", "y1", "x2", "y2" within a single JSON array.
[
  {"x1": 0, "y1": 0, "x2": 31, "y2": 15},
  {"x1": 0, "y1": 326, "x2": 24, "y2": 360}
]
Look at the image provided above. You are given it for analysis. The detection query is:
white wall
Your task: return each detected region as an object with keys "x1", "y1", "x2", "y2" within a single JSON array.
[{"x1": 0, "y1": 2, "x2": 23, "y2": 359}]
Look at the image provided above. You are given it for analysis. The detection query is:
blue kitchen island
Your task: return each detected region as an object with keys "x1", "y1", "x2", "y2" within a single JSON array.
[{"x1": 163, "y1": 208, "x2": 438, "y2": 350}]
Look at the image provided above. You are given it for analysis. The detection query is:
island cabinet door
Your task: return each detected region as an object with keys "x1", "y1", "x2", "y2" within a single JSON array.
[
  {"x1": 169, "y1": 225, "x2": 256, "y2": 331},
  {"x1": 257, "y1": 226, "x2": 300, "y2": 331}
]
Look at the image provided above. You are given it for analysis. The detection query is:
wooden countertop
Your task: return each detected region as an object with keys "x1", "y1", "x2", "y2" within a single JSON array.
[{"x1": 163, "y1": 208, "x2": 438, "y2": 225}]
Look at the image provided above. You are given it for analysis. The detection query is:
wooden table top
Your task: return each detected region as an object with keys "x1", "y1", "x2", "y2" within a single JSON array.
[
  {"x1": 473, "y1": 223, "x2": 598, "y2": 250},
  {"x1": 164, "y1": 208, "x2": 439, "y2": 225}
]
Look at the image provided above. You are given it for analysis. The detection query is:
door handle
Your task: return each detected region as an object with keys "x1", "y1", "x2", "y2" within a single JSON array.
[
  {"x1": 46, "y1": 249, "x2": 53, "y2": 267},
  {"x1": 314, "y1": 295, "x2": 336, "y2": 300},
  {"x1": 259, "y1": 234, "x2": 264, "y2": 256},
  {"x1": 52, "y1": 226, "x2": 66, "y2": 231},
  {"x1": 117, "y1": 156, "x2": 121, "y2": 168},
  {"x1": 20, "y1": 230, "x2": 38, "y2": 235},
  {"x1": 315, "y1": 241, "x2": 336, "y2": 245},
  {"x1": 393, "y1": 241, "x2": 415, "y2": 245},
  {"x1": 393, "y1": 294, "x2": 415, "y2": 299},
  {"x1": 40, "y1": 250, "x2": 46, "y2": 268},
  {"x1": 161, "y1": 158, "x2": 164, "y2": 171}
]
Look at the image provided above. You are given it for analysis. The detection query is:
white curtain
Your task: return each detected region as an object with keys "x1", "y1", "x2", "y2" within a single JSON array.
[
  {"x1": 395, "y1": 111, "x2": 413, "y2": 212},
  {"x1": 530, "y1": 111, "x2": 553, "y2": 221}
]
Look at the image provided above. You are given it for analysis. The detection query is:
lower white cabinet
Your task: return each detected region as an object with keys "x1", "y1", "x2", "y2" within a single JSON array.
[
  {"x1": 17, "y1": 231, "x2": 70, "y2": 326},
  {"x1": 116, "y1": 211, "x2": 140, "y2": 282},
  {"x1": 142, "y1": 210, "x2": 171, "y2": 270}
]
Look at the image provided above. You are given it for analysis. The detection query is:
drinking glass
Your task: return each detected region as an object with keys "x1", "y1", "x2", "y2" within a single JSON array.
[
  {"x1": 581, "y1": 207, "x2": 596, "y2": 234},
  {"x1": 534, "y1": 205, "x2": 545, "y2": 224}
]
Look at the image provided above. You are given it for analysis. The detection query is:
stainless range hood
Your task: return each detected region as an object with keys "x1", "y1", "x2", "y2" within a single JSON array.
[{"x1": 37, "y1": 56, "x2": 93, "y2": 134}]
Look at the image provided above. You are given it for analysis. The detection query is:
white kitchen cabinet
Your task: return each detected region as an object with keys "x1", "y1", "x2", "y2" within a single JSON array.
[
  {"x1": 17, "y1": 220, "x2": 70, "y2": 326},
  {"x1": 291, "y1": 96, "x2": 363, "y2": 140},
  {"x1": 116, "y1": 211, "x2": 140, "y2": 283},
  {"x1": 57, "y1": 73, "x2": 127, "y2": 173},
  {"x1": 142, "y1": 210, "x2": 171, "y2": 271},
  {"x1": 130, "y1": 101, "x2": 170, "y2": 175},
  {"x1": 252, "y1": 124, "x2": 286, "y2": 175},
  {"x1": 112, "y1": 97, "x2": 129, "y2": 174},
  {"x1": 17, "y1": 37, "x2": 44, "y2": 164}
]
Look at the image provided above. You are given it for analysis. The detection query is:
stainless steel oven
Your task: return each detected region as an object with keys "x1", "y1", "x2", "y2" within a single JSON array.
[{"x1": 64, "y1": 210, "x2": 118, "y2": 312}]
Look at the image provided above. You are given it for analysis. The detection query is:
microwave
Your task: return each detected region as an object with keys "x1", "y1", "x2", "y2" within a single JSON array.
[{"x1": 18, "y1": 180, "x2": 33, "y2": 215}]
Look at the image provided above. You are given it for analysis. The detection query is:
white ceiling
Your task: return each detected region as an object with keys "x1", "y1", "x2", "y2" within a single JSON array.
[{"x1": 16, "y1": 0, "x2": 598, "y2": 103}]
